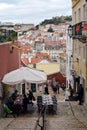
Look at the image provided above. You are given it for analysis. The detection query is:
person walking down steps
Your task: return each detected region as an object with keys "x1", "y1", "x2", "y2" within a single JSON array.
[
  {"x1": 44, "y1": 84, "x2": 49, "y2": 94},
  {"x1": 77, "y1": 84, "x2": 84, "y2": 105}
]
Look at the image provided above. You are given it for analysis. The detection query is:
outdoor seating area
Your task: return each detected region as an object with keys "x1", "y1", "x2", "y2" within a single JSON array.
[
  {"x1": 3, "y1": 95, "x2": 57, "y2": 117},
  {"x1": 37, "y1": 94, "x2": 57, "y2": 114},
  {"x1": 1, "y1": 66, "x2": 47, "y2": 117},
  {"x1": 3, "y1": 97, "x2": 35, "y2": 117}
]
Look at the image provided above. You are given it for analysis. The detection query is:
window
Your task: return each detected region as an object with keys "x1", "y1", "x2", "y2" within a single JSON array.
[
  {"x1": 83, "y1": 4, "x2": 86, "y2": 21},
  {"x1": 74, "y1": 12, "x2": 76, "y2": 23},
  {"x1": 31, "y1": 83, "x2": 36, "y2": 92},
  {"x1": 74, "y1": 40, "x2": 77, "y2": 54},
  {"x1": 78, "y1": 42, "x2": 81, "y2": 57},
  {"x1": 72, "y1": 41, "x2": 74, "y2": 54},
  {"x1": 82, "y1": 45, "x2": 86, "y2": 61},
  {"x1": 78, "y1": 8, "x2": 81, "y2": 22}
]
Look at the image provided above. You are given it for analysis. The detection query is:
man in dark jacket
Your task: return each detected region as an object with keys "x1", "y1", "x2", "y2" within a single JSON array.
[
  {"x1": 77, "y1": 84, "x2": 84, "y2": 105},
  {"x1": 11, "y1": 90, "x2": 18, "y2": 101},
  {"x1": 45, "y1": 84, "x2": 49, "y2": 94},
  {"x1": 28, "y1": 90, "x2": 34, "y2": 105}
]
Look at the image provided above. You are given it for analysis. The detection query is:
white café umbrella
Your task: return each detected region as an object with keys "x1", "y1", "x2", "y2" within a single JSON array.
[{"x1": 2, "y1": 67, "x2": 47, "y2": 85}]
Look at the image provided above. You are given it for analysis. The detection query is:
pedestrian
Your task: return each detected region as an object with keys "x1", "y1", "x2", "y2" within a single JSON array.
[
  {"x1": 44, "y1": 84, "x2": 49, "y2": 94},
  {"x1": 56, "y1": 81, "x2": 60, "y2": 94},
  {"x1": 52, "y1": 85, "x2": 57, "y2": 94},
  {"x1": 27, "y1": 90, "x2": 34, "y2": 105},
  {"x1": 77, "y1": 84, "x2": 84, "y2": 105},
  {"x1": 68, "y1": 83, "x2": 73, "y2": 100},
  {"x1": 52, "y1": 79, "x2": 57, "y2": 94},
  {"x1": 61, "y1": 83, "x2": 66, "y2": 91}
]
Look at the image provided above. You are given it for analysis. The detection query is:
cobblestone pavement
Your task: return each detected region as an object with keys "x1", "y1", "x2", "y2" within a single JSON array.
[{"x1": 0, "y1": 87, "x2": 87, "y2": 130}]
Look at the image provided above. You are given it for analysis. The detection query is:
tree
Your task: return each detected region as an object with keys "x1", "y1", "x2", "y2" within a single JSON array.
[{"x1": 47, "y1": 27, "x2": 54, "y2": 32}]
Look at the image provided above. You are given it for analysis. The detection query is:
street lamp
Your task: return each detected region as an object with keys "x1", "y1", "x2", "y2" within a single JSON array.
[
  {"x1": 10, "y1": 44, "x2": 22, "y2": 67},
  {"x1": 68, "y1": 25, "x2": 72, "y2": 38}
]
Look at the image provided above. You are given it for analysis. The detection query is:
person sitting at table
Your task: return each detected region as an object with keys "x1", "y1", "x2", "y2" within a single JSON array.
[
  {"x1": 68, "y1": 83, "x2": 73, "y2": 100},
  {"x1": 6, "y1": 96, "x2": 17, "y2": 116},
  {"x1": 6, "y1": 96, "x2": 14, "y2": 114},
  {"x1": 6, "y1": 96, "x2": 14, "y2": 110},
  {"x1": 11, "y1": 90, "x2": 18, "y2": 101},
  {"x1": 13, "y1": 95, "x2": 23, "y2": 115},
  {"x1": 14, "y1": 95, "x2": 22, "y2": 105}
]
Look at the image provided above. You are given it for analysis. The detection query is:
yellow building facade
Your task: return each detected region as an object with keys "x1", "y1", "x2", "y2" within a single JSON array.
[
  {"x1": 28, "y1": 63, "x2": 60, "y2": 75},
  {"x1": 71, "y1": 0, "x2": 87, "y2": 103}
]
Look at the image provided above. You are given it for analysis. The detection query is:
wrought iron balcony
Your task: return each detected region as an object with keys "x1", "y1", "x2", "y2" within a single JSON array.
[{"x1": 68, "y1": 21, "x2": 87, "y2": 43}]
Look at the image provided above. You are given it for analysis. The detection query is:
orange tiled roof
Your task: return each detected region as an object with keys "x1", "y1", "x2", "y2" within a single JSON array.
[
  {"x1": 21, "y1": 58, "x2": 29, "y2": 65},
  {"x1": 47, "y1": 72, "x2": 66, "y2": 85},
  {"x1": 36, "y1": 52, "x2": 48, "y2": 57},
  {"x1": 22, "y1": 45, "x2": 33, "y2": 53},
  {"x1": 36, "y1": 53, "x2": 50, "y2": 61},
  {"x1": 44, "y1": 39, "x2": 66, "y2": 46},
  {"x1": 31, "y1": 58, "x2": 42, "y2": 64}
]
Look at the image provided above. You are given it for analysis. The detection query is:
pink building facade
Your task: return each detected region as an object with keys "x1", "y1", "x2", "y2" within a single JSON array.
[
  {"x1": 0, "y1": 41, "x2": 20, "y2": 116},
  {"x1": 0, "y1": 41, "x2": 19, "y2": 80}
]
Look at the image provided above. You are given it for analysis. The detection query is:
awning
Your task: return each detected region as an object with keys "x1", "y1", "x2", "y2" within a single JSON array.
[{"x1": 2, "y1": 67, "x2": 47, "y2": 85}]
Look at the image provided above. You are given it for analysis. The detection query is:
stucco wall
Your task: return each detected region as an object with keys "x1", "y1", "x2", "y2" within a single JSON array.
[
  {"x1": 28, "y1": 63, "x2": 60, "y2": 75},
  {"x1": 0, "y1": 42, "x2": 19, "y2": 80}
]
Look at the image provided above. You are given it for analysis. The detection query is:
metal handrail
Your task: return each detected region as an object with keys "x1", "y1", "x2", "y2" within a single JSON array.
[{"x1": 34, "y1": 105, "x2": 47, "y2": 130}]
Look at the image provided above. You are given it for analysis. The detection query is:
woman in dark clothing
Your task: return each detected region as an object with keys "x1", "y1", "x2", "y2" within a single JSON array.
[
  {"x1": 68, "y1": 84, "x2": 73, "y2": 100},
  {"x1": 27, "y1": 90, "x2": 33, "y2": 105},
  {"x1": 77, "y1": 84, "x2": 84, "y2": 105},
  {"x1": 44, "y1": 84, "x2": 49, "y2": 94}
]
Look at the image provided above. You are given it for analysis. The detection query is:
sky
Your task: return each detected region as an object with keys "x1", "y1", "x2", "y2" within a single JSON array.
[{"x1": 0, "y1": 0, "x2": 72, "y2": 25}]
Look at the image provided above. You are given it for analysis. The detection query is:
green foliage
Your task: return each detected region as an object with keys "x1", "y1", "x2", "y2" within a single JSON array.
[
  {"x1": 37, "y1": 16, "x2": 72, "y2": 27},
  {"x1": 0, "y1": 29, "x2": 17, "y2": 43},
  {"x1": 65, "y1": 16, "x2": 72, "y2": 21},
  {"x1": 47, "y1": 27, "x2": 54, "y2": 32},
  {"x1": 35, "y1": 25, "x2": 39, "y2": 30}
]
